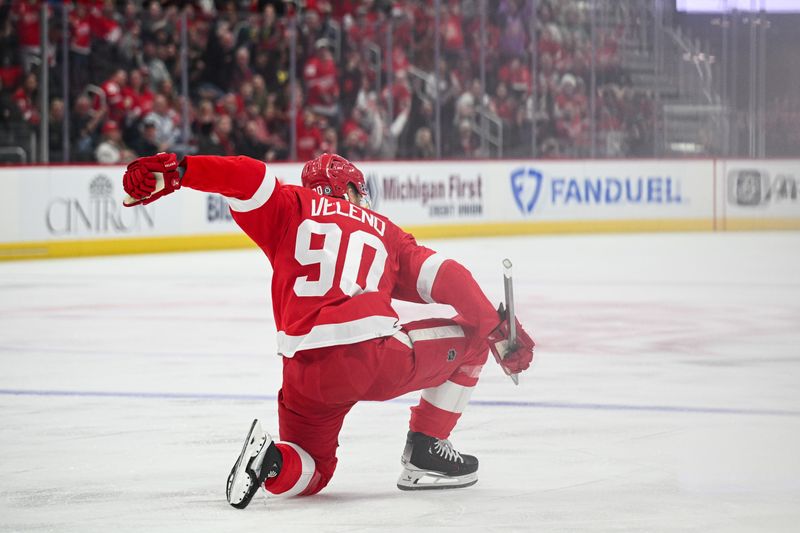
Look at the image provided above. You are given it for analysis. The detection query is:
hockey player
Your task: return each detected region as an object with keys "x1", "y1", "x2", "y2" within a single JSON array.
[{"x1": 121, "y1": 152, "x2": 534, "y2": 508}]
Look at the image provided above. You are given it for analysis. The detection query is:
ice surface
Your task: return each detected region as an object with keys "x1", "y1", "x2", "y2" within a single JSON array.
[{"x1": 1, "y1": 231, "x2": 799, "y2": 532}]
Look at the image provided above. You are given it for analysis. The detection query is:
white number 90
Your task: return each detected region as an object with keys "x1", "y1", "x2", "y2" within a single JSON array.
[{"x1": 293, "y1": 219, "x2": 388, "y2": 297}]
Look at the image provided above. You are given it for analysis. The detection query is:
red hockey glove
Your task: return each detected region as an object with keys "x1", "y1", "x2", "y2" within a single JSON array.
[
  {"x1": 487, "y1": 304, "x2": 535, "y2": 375},
  {"x1": 122, "y1": 152, "x2": 181, "y2": 207}
]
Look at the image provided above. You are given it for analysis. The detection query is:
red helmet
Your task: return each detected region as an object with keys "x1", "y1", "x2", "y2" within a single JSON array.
[{"x1": 301, "y1": 153, "x2": 370, "y2": 207}]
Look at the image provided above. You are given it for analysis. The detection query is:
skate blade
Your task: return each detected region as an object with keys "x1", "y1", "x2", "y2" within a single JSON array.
[
  {"x1": 396, "y1": 467, "x2": 478, "y2": 491},
  {"x1": 227, "y1": 419, "x2": 269, "y2": 508}
]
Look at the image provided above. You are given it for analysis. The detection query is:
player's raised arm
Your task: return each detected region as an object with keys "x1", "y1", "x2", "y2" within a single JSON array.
[
  {"x1": 122, "y1": 153, "x2": 273, "y2": 206},
  {"x1": 121, "y1": 153, "x2": 293, "y2": 255}
]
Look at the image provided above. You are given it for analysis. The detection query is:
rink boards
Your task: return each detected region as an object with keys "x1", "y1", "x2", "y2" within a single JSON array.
[{"x1": 1, "y1": 158, "x2": 799, "y2": 259}]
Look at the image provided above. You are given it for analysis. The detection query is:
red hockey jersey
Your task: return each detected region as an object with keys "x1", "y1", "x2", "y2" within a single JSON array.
[{"x1": 181, "y1": 156, "x2": 499, "y2": 357}]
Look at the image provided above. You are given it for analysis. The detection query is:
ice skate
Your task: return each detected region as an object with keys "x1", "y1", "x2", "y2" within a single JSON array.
[
  {"x1": 397, "y1": 431, "x2": 478, "y2": 490},
  {"x1": 226, "y1": 419, "x2": 282, "y2": 509}
]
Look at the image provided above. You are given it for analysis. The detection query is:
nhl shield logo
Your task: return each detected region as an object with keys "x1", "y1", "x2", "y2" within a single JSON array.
[
  {"x1": 510, "y1": 167, "x2": 543, "y2": 215},
  {"x1": 447, "y1": 348, "x2": 457, "y2": 362}
]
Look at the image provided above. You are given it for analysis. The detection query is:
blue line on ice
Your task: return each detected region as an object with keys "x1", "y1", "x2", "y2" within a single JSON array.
[{"x1": 0, "y1": 388, "x2": 798, "y2": 418}]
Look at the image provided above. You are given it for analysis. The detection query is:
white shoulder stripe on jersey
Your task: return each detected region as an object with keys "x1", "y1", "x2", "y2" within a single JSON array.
[
  {"x1": 416, "y1": 253, "x2": 447, "y2": 303},
  {"x1": 407, "y1": 324, "x2": 464, "y2": 343},
  {"x1": 421, "y1": 380, "x2": 474, "y2": 414},
  {"x1": 277, "y1": 315, "x2": 401, "y2": 357},
  {"x1": 226, "y1": 162, "x2": 276, "y2": 213}
]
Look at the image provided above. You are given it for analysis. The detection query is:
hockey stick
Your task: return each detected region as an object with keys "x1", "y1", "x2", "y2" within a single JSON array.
[{"x1": 502, "y1": 258, "x2": 520, "y2": 386}]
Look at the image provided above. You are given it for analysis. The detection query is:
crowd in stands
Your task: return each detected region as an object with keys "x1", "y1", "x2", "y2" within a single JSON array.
[{"x1": 0, "y1": 0, "x2": 657, "y2": 164}]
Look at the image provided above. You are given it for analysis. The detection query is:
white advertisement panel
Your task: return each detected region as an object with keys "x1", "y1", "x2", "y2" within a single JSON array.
[
  {"x1": 360, "y1": 159, "x2": 714, "y2": 225},
  {"x1": 1, "y1": 166, "x2": 219, "y2": 243},
  {"x1": 0, "y1": 164, "x2": 306, "y2": 244},
  {"x1": 359, "y1": 161, "x2": 487, "y2": 227},
  {"x1": 720, "y1": 160, "x2": 800, "y2": 221},
  {"x1": 0, "y1": 158, "x2": 724, "y2": 250}
]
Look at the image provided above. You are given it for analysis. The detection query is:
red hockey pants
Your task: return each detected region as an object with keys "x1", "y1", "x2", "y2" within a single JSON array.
[{"x1": 274, "y1": 316, "x2": 489, "y2": 496}]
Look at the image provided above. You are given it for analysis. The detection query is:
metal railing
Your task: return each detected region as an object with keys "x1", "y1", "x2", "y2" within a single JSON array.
[{"x1": 0, "y1": 147, "x2": 28, "y2": 164}]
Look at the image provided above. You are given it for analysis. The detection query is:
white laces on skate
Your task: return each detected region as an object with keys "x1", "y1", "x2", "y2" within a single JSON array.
[{"x1": 433, "y1": 439, "x2": 464, "y2": 463}]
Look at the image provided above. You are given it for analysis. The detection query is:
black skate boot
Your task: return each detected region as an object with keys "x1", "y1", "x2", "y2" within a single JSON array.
[
  {"x1": 226, "y1": 419, "x2": 283, "y2": 509},
  {"x1": 397, "y1": 431, "x2": 479, "y2": 490}
]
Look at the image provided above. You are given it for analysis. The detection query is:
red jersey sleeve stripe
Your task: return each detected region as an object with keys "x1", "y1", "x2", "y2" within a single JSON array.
[
  {"x1": 416, "y1": 253, "x2": 447, "y2": 304},
  {"x1": 226, "y1": 162, "x2": 276, "y2": 213}
]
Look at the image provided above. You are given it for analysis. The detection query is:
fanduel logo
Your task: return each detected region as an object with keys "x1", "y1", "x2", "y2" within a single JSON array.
[
  {"x1": 511, "y1": 167, "x2": 683, "y2": 215},
  {"x1": 510, "y1": 167, "x2": 543, "y2": 214}
]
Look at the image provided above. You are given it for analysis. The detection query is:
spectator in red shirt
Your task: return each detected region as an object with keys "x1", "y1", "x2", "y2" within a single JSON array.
[
  {"x1": 87, "y1": 0, "x2": 123, "y2": 76},
  {"x1": 538, "y1": 24, "x2": 562, "y2": 58},
  {"x1": 69, "y1": 2, "x2": 92, "y2": 98},
  {"x1": 216, "y1": 92, "x2": 246, "y2": 125},
  {"x1": 13, "y1": 71, "x2": 39, "y2": 128},
  {"x1": 320, "y1": 127, "x2": 338, "y2": 155},
  {"x1": 442, "y1": 1, "x2": 464, "y2": 58},
  {"x1": 490, "y1": 81, "x2": 516, "y2": 123},
  {"x1": 13, "y1": 0, "x2": 46, "y2": 73},
  {"x1": 295, "y1": 109, "x2": 323, "y2": 162},
  {"x1": 498, "y1": 57, "x2": 532, "y2": 96},
  {"x1": 554, "y1": 32, "x2": 577, "y2": 74},
  {"x1": 340, "y1": 48, "x2": 363, "y2": 117},
  {"x1": 244, "y1": 101, "x2": 269, "y2": 142},
  {"x1": 555, "y1": 103, "x2": 587, "y2": 148},
  {"x1": 329, "y1": 0, "x2": 360, "y2": 19},
  {"x1": 554, "y1": 73, "x2": 581, "y2": 119},
  {"x1": 346, "y1": 6, "x2": 378, "y2": 51},
  {"x1": 90, "y1": 0, "x2": 122, "y2": 44},
  {"x1": 122, "y1": 69, "x2": 155, "y2": 124},
  {"x1": 596, "y1": 31, "x2": 621, "y2": 72},
  {"x1": 256, "y1": 4, "x2": 283, "y2": 53},
  {"x1": 382, "y1": 71, "x2": 412, "y2": 121},
  {"x1": 303, "y1": 39, "x2": 339, "y2": 119},
  {"x1": 100, "y1": 69, "x2": 129, "y2": 124},
  {"x1": 262, "y1": 99, "x2": 289, "y2": 159},
  {"x1": 340, "y1": 112, "x2": 369, "y2": 160}
]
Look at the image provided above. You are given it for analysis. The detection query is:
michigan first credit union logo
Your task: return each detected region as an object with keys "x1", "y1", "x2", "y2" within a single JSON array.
[{"x1": 510, "y1": 166, "x2": 684, "y2": 216}]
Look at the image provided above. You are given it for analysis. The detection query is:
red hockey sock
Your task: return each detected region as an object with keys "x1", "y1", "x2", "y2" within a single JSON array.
[
  {"x1": 263, "y1": 442, "x2": 318, "y2": 497},
  {"x1": 264, "y1": 443, "x2": 300, "y2": 495},
  {"x1": 409, "y1": 398, "x2": 462, "y2": 440}
]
